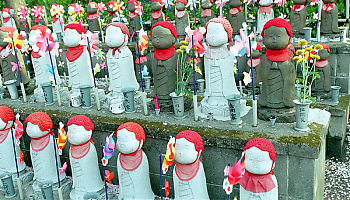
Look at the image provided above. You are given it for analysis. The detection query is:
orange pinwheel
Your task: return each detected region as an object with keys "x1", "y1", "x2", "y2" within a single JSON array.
[
  {"x1": 20, "y1": 150, "x2": 24, "y2": 162},
  {"x1": 105, "y1": 170, "x2": 115, "y2": 184},
  {"x1": 57, "y1": 122, "x2": 67, "y2": 155},
  {"x1": 162, "y1": 136, "x2": 175, "y2": 174}
]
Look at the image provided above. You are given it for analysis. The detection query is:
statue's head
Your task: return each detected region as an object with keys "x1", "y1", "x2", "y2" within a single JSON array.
[
  {"x1": 67, "y1": 115, "x2": 94, "y2": 145},
  {"x1": 151, "y1": 21, "x2": 177, "y2": 49},
  {"x1": 0, "y1": 106, "x2": 14, "y2": 130},
  {"x1": 87, "y1": 2, "x2": 98, "y2": 14},
  {"x1": 206, "y1": 17, "x2": 233, "y2": 46},
  {"x1": 318, "y1": 43, "x2": 330, "y2": 61},
  {"x1": 63, "y1": 23, "x2": 86, "y2": 47},
  {"x1": 151, "y1": 0, "x2": 163, "y2": 11},
  {"x1": 262, "y1": 18, "x2": 292, "y2": 50},
  {"x1": 25, "y1": 112, "x2": 52, "y2": 138},
  {"x1": 0, "y1": 26, "x2": 15, "y2": 48},
  {"x1": 127, "y1": 0, "x2": 136, "y2": 12},
  {"x1": 292, "y1": 0, "x2": 307, "y2": 5},
  {"x1": 29, "y1": 25, "x2": 54, "y2": 49},
  {"x1": 116, "y1": 122, "x2": 145, "y2": 154},
  {"x1": 106, "y1": 22, "x2": 130, "y2": 48},
  {"x1": 200, "y1": 0, "x2": 213, "y2": 9},
  {"x1": 2, "y1": 8, "x2": 12, "y2": 18},
  {"x1": 107, "y1": 1, "x2": 117, "y2": 13},
  {"x1": 243, "y1": 138, "x2": 275, "y2": 175},
  {"x1": 229, "y1": 0, "x2": 242, "y2": 8},
  {"x1": 175, "y1": 0, "x2": 187, "y2": 10},
  {"x1": 174, "y1": 130, "x2": 204, "y2": 164}
]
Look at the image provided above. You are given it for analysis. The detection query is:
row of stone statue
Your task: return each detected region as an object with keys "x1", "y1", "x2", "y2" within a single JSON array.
[
  {"x1": 0, "y1": 105, "x2": 278, "y2": 199},
  {"x1": 2, "y1": 0, "x2": 340, "y2": 43}
]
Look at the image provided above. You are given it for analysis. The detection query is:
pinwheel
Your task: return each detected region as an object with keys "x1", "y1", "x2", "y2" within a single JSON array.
[
  {"x1": 14, "y1": 114, "x2": 23, "y2": 145},
  {"x1": 31, "y1": 6, "x2": 45, "y2": 22},
  {"x1": 185, "y1": 26, "x2": 207, "y2": 57},
  {"x1": 94, "y1": 49, "x2": 105, "y2": 60},
  {"x1": 17, "y1": 6, "x2": 29, "y2": 20},
  {"x1": 46, "y1": 64, "x2": 56, "y2": 75},
  {"x1": 4, "y1": 30, "x2": 25, "y2": 50},
  {"x1": 50, "y1": 4, "x2": 64, "y2": 17},
  {"x1": 60, "y1": 162, "x2": 67, "y2": 175},
  {"x1": 35, "y1": 30, "x2": 57, "y2": 56},
  {"x1": 274, "y1": 0, "x2": 286, "y2": 6},
  {"x1": 57, "y1": 122, "x2": 67, "y2": 155},
  {"x1": 223, "y1": 157, "x2": 245, "y2": 195},
  {"x1": 98, "y1": 3, "x2": 107, "y2": 13},
  {"x1": 100, "y1": 62, "x2": 107, "y2": 69},
  {"x1": 162, "y1": 136, "x2": 175, "y2": 174},
  {"x1": 11, "y1": 61, "x2": 23, "y2": 72},
  {"x1": 163, "y1": 0, "x2": 174, "y2": 9},
  {"x1": 138, "y1": 29, "x2": 149, "y2": 54},
  {"x1": 75, "y1": 4, "x2": 84, "y2": 15},
  {"x1": 234, "y1": 28, "x2": 255, "y2": 57},
  {"x1": 164, "y1": 179, "x2": 170, "y2": 197},
  {"x1": 215, "y1": 0, "x2": 229, "y2": 9},
  {"x1": 79, "y1": 31, "x2": 100, "y2": 52},
  {"x1": 187, "y1": 0, "x2": 199, "y2": 9},
  {"x1": 20, "y1": 151, "x2": 24, "y2": 162},
  {"x1": 134, "y1": 1, "x2": 144, "y2": 15},
  {"x1": 105, "y1": 170, "x2": 115, "y2": 184},
  {"x1": 102, "y1": 134, "x2": 115, "y2": 166},
  {"x1": 113, "y1": 1, "x2": 124, "y2": 13}
]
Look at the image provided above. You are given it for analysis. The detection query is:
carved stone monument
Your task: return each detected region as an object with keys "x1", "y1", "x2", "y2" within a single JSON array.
[
  {"x1": 1, "y1": 8, "x2": 17, "y2": 29},
  {"x1": 321, "y1": 0, "x2": 339, "y2": 37},
  {"x1": 257, "y1": 0, "x2": 274, "y2": 37},
  {"x1": 107, "y1": 1, "x2": 119, "y2": 23},
  {"x1": 127, "y1": 0, "x2": 142, "y2": 42},
  {"x1": 87, "y1": 2, "x2": 102, "y2": 35},
  {"x1": 290, "y1": 0, "x2": 307, "y2": 38},
  {"x1": 314, "y1": 43, "x2": 331, "y2": 97},
  {"x1": 50, "y1": 4, "x2": 65, "y2": 43},
  {"x1": 228, "y1": 0, "x2": 244, "y2": 36},
  {"x1": 175, "y1": 0, "x2": 190, "y2": 41},
  {"x1": 200, "y1": 0, "x2": 214, "y2": 28},
  {"x1": 151, "y1": 0, "x2": 165, "y2": 27}
]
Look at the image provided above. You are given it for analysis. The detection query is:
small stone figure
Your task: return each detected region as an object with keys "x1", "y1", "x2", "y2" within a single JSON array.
[
  {"x1": 0, "y1": 106, "x2": 26, "y2": 176},
  {"x1": 240, "y1": 138, "x2": 278, "y2": 200},
  {"x1": 1, "y1": 8, "x2": 17, "y2": 29},
  {"x1": 116, "y1": 122, "x2": 155, "y2": 199},
  {"x1": 151, "y1": 0, "x2": 165, "y2": 27},
  {"x1": 63, "y1": 23, "x2": 94, "y2": 105},
  {"x1": 173, "y1": 130, "x2": 209, "y2": 199},
  {"x1": 25, "y1": 112, "x2": 66, "y2": 190},
  {"x1": 31, "y1": 6, "x2": 46, "y2": 26},
  {"x1": 260, "y1": 18, "x2": 295, "y2": 109},
  {"x1": 107, "y1": 1, "x2": 119, "y2": 23},
  {"x1": 175, "y1": 0, "x2": 190, "y2": 41},
  {"x1": 28, "y1": 25, "x2": 62, "y2": 87},
  {"x1": 199, "y1": 17, "x2": 240, "y2": 121},
  {"x1": 67, "y1": 115, "x2": 104, "y2": 199},
  {"x1": 50, "y1": 4, "x2": 65, "y2": 43},
  {"x1": 105, "y1": 22, "x2": 139, "y2": 114},
  {"x1": 321, "y1": 0, "x2": 339, "y2": 36},
  {"x1": 246, "y1": 42, "x2": 262, "y2": 88},
  {"x1": 0, "y1": 26, "x2": 31, "y2": 88},
  {"x1": 228, "y1": 0, "x2": 244, "y2": 36},
  {"x1": 290, "y1": 0, "x2": 308, "y2": 38},
  {"x1": 127, "y1": 0, "x2": 143, "y2": 42},
  {"x1": 200, "y1": 0, "x2": 214, "y2": 28},
  {"x1": 257, "y1": 0, "x2": 274, "y2": 37},
  {"x1": 314, "y1": 43, "x2": 331, "y2": 95},
  {"x1": 87, "y1": 2, "x2": 102, "y2": 35},
  {"x1": 17, "y1": 6, "x2": 31, "y2": 33},
  {"x1": 151, "y1": 21, "x2": 177, "y2": 105}
]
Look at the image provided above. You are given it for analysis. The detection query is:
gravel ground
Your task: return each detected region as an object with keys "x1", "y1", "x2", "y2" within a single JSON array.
[{"x1": 324, "y1": 124, "x2": 350, "y2": 200}]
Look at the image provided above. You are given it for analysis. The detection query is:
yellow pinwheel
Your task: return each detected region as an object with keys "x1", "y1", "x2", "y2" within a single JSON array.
[{"x1": 5, "y1": 31, "x2": 24, "y2": 50}]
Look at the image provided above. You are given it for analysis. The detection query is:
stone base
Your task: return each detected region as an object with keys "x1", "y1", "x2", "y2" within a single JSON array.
[
  {"x1": 0, "y1": 169, "x2": 33, "y2": 188},
  {"x1": 70, "y1": 187, "x2": 107, "y2": 200},
  {"x1": 326, "y1": 135, "x2": 346, "y2": 159},
  {"x1": 31, "y1": 177, "x2": 72, "y2": 193},
  {"x1": 258, "y1": 107, "x2": 296, "y2": 123}
]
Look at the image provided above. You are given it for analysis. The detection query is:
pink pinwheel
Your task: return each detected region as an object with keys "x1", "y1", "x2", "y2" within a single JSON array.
[
  {"x1": 134, "y1": 1, "x2": 143, "y2": 15},
  {"x1": 11, "y1": 61, "x2": 23, "y2": 72},
  {"x1": 100, "y1": 62, "x2": 107, "y2": 69},
  {"x1": 32, "y1": 6, "x2": 45, "y2": 19},
  {"x1": 60, "y1": 162, "x2": 67, "y2": 175},
  {"x1": 246, "y1": 0, "x2": 257, "y2": 4},
  {"x1": 35, "y1": 30, "x2": 56, "y2": 56},
  {"x1": 14, "y1": 114, "x2": 23, "y2": 145},
  {"x1": 274, "y1": 0, "x2": 286, "y2": 6},
  {"x1": 185, "y1": 26, "x2": 207, "y2": 57},
  {"x1": 102, "y1": 134, "x2": 115, "y2": 166},
  {"x1": 75, "y1": 4, "x2": 84, "y2": 14},
  {"x1": 234, "y1": 28, "x2": 255, "y2": 56},
  {"x1": 98, "y1": 3, "x2": 107, "y2": 13},
  {"x1": 17, "y1": 6, "x2": 29, "y2": 19},
  {"x1": 215, "y1": 0, "x2": 229, "y2": 9},
  {"x1": 79, "y1": 31, "x2": 100, "y2": 51}
]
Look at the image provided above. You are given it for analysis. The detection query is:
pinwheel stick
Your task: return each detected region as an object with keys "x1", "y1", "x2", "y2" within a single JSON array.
[
  {"x1": 46, "y1": 38, "x2": 62, "y2": 106},
  {"x1": 227, "y1": 163, "x2": 230, "y2": 200},
  {"x1": 236, "y1": 61, "x2": 243, "y2": 95},
  {"x1": 52, "y1": 134, "x2": 64, "y2": 200},
  {"x1": 191, "y1": 35, "x2": 198, "y2": 121},
  {"x1": 248, "y1": 37, "x2": 257, "y2": 127},
  {"x1": 10, "y1": 127, "x2": 24, "y2": 200},
  {"x1": 159, "y1": 149, "x2": 163, "y2": 200},
  {"x1": 87, "y1": 37, "x2": 101, "y2": 110},
  {"x1": 11, "y1": 37, "x2": 27, "y2": 102},
  {"x1": 136, "y1": 35, "x2": 148, "y2": 116},
  {"x1": 100, "y1": 142, "x2": 109, "y2": 200}
]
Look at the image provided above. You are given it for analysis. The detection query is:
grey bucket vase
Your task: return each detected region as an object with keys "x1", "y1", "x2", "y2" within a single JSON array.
[
  {"x1": 144, "y1": 76, "x2": 151, "y2": 91},
  {"x1": 80, "y1": 85, "x2": 92, "y2": 108},
  {"x1": 41, "y1": 82, "x2": 54, "y2": 105},
  {"x1": 331, "y1": 86, "x2": 341, "y2": 105},
  {"x1": 4, "y1": 80, "x2": 19, "y2": 101},
  {"x1": 1, "y1": 173, "x2": 16, "y2": 198},
  {"x1": 122, "y1": 88, "x2": 136, "y2": 113},
  {"x1": 226, "y1": 94, "x2": 242, "y2": 125},
  {"x1": 170, "y1": 92, "x2": 185, "y2": 119},
  {"x1": 83, "y1": 192, "x2": 100, "y2": 200},
  {"x1": 40, "y1": 181, "x2": 54, "y2": 200},
  {"x1": 294, "y1": 99, "x2": 312, "y2": 132},
  {"x1": 197, "y1": 79, "x2": 205, "y2": 94}
]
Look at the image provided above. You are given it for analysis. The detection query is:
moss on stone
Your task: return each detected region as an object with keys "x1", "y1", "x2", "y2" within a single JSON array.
[{"x1": 278, "y1": 123, "x2": 323, "y2": 148}]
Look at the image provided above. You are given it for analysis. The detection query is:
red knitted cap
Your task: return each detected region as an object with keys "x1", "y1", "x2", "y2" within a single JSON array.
[
  {"x1": 175, "y1": 130, "x2": 204, "y2": 152},
  {"x1": 116, "y1": 122, "x2": 145, "y2": 142},
  {"x1": 0, "y1": 26, "x2": 15, "y2": 34},
  {"x1": 175, "y1": 0, "x2": 188, "y2": 5},
  {"x1": 2, "y1": 8, "x2": 11, "y2": 14},
  {"x1": 244, "y1": 138, "x2": 275, "y2": 162},
  {"x1": 107, "y1": 1, "x2": 117, "y2": 7},
  {"x1": 319, "y1": 43, "x2": 330, "y2": 54},
  {"x1": 127, "y1": 0, "x2": 138, "y2": 5},
  {"x1": 88, "y1": 1, "x2": 98, "y2": 8},
  {"x1": 151, "y1": 0, "x2": 164, "y2": 4},
  {"x1": 64, "y1": 23, "x2": 87, "y2": 34},
  {"x1": 0, "y1": 106, "x2": 14, "y2": 123},
  {"x1": 206, "y1": 17, "x2": 233, "y2": 42},
  {"x1": 67, "y1": 115, "x2": 94, "y2": 131},
  {"x1": 107, "y1": 22, "x2": 130, "y2": 38},
  {"x1": 25, "y1": 112, "x2": 53, "y2": 132},
  {"x1": 261, "y1": 18, "x2": 293, "y2": 39},
  {"x1": 151, "y1": 21, "x2": 177, "y2": 41},
  {"x1": 29, "y1": 25, "x2": 54, "y2": 42}
]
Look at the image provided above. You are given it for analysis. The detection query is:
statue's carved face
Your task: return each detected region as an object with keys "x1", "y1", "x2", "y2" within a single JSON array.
[
  {"x1": 26, "y1": 122, "x2": 49, "y2": 139},
  {"x1": 107, "y1": 4, "x2": 115, "y2": 13},
  {"x1": 151, "y1": 1, "x2": 162, "y2": 11},
  {"x1": 229, "y1": 0, "x2": 242, "y2": 8},
  {"x1": 0, "y1": 31, "x2": 9, "y2": 48},
  {"x1": 263, "y1": 26, "x2": 290, "y2": 50},
  {"x1": 0, "y1": 118, "x2": 13, "y2": 130},
  {"x1": 322, "y1": 0, "x2": 336, "y2": 3},
  {"x1": 292, "y1": 0, "x2": 307, "y2": 4},
  {"x1": 201, "y1": 0, "x2": 213, "y2": 9},
  {"x1": 87, "y1": 4, "x2": 98, "y2": 14},
  {"x1": 63, "y1": 28, "x2": 81, "y2": 47},
  {"x1": 29, "y1": 29, "x2": 41, "y2": 47},
  {"x1": 151, "y1": 26, "x2": 175, "y2": 50},
  {"x1": 244, "y1": 147, "x2": 274, "y2": 175},
  {"x1": 175, "y1": 138, "x2": 199, "y2": 164},
  {"x1": 2, "y1": 12, "x2": 10, "y2": 18},
  {"x1": 116, "y1": 128, "x2": 142, "y2": 154},
  {"x1": 176, "y1": 2, "x2": 186, "y2": 11},
  {"x1": 127, "y1": 3, "x2": 136, "y2": 12},
  {"x1": 67, "y1": 124, "x2": 92, "y2": 145},
  {"x1": 106, "y1": 26, "x2": 128, "y2": 48},
  {"x1": 206, "y1": 22, "x2": 228, "y2": 47},
  {"x1": 318, "y1": 48, "x2": 330, "y2": 60}
]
